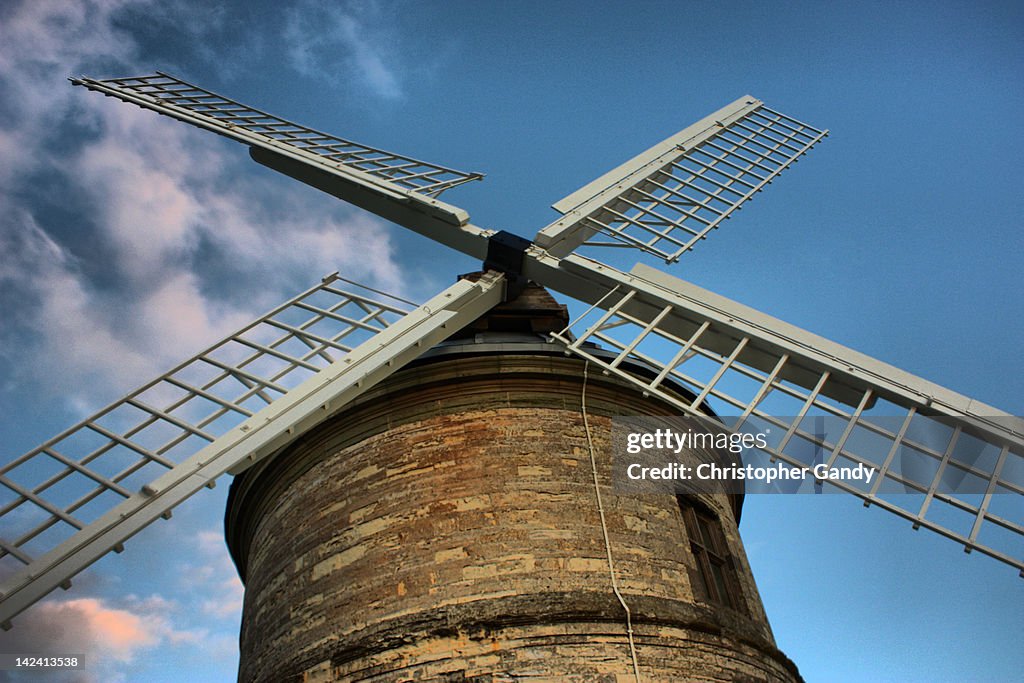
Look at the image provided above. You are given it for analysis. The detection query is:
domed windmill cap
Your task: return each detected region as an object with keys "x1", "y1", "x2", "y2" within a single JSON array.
[{"x1": 446, "y1": 272, "x2": 572, "y2": 341}]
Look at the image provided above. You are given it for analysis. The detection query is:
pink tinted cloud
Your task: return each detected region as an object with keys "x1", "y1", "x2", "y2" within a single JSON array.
[
  {"x1": 0, "y1": 593, "x2": 203, "y2": 682},
  {"x1": 67, "y1": 598, "x2": 158, "y2": 661}
]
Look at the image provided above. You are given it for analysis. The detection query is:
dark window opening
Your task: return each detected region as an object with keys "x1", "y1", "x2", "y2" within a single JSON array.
[{"x1": 678, "y1": 496, "x2": 745, "y2": 612}]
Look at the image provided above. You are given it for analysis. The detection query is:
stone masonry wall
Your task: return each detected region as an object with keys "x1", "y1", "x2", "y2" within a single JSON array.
[{"x1": 226, "y1": 352, "x2": 801, "y2": 683}]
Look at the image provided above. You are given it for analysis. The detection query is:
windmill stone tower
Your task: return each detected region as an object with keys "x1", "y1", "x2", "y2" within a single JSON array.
[
  {"x1": 1, "y1": 73, "x2": 1020, "y2": 683},
  {"x1": 225, "y1": 281, "x2": 800, "y2": 682}
]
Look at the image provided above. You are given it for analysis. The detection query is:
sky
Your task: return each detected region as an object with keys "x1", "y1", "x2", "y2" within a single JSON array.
[{"x1": 0, "y1": 1, "x2": 1021, "y2": 681}]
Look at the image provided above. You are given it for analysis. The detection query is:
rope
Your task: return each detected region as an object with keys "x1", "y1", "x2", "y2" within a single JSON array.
[{"x1": 581, "y1": 361, "x2": 642, "y2": 682}]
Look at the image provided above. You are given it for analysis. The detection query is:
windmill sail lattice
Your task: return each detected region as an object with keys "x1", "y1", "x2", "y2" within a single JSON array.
[
  {"x1": 547, "y1": 262, "x2": 1024, "y2": 572},
  {"x1": 2, "y1": 73, "x2": 1021, "y2": 628},
  {"x1": 0, "y1": 273, "x2": 505, "y2": 626},
  {"x1": 70, "y1": 73, "x2": 483, "y2": 224},
  {"x1": 536, "y1": 96, "x2": 827, "y2": 262},
  {"x1": 71, "y1": 73, "x2": 497, "y2": 260}
]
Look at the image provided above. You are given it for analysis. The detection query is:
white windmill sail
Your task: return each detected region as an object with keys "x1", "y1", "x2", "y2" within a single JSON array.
[
  {"x1": 0, "y1": 273, "x2": 506, "y2": 626},
  {"x1": 524, "y1": 252, "x2": 1024, "y2": 573},
  {"x1": 535, "y1": 96, "x2": 827, "y2": 262},
  {"x1": 70, "y1": 73, "x2": 493, "y2": 260}
]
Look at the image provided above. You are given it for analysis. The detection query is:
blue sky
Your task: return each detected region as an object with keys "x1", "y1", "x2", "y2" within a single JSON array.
[{"x1": 0, "y1": 1, "x2": 1021, "y2": 681}]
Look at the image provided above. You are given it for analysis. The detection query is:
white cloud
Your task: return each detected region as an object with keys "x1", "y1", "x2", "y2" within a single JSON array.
[
  {"x1": 0, "y1": 0, "x2": 406, "y2": 413},
  {"x1": 192, "y1": 530, "x2": 245, "y2": 620},
  {"x1": 0, "y1": 0, "x2": 146, "y2": 184},
  {"x1": 284, "y1": 0, "x2": 403, "y2": 100},
  {"x1": 73, "y1": 107, "x2": 208, "y2": 280},
  {"x1": 0, "y1": 212, "x2": 161, "y2": 392}
]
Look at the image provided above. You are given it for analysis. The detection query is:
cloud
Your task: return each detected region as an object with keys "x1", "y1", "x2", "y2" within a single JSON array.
[
  {"x1": 193, "y1": 530, "x2": 244, "y2": 620},
  {"x1": 285, "y1": 0, "x2": 403, "y2": 100},
  {"x1": 0, "y1": 211, "x2": 163, "y2": 397},
  {"x1": 73, "y1": 598, "x2": 160, "y2": 661},
  {"x1": 0, "y1": 0, "x2": 146, "y2": 184},
  {"x1": 0, "y1": 0, "x2": 406, "y2": 414},
  {"x1": 0, "y1": 594, "x2": 203, "y2": 683}
]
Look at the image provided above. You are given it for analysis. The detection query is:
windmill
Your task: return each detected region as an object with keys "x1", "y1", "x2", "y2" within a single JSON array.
[{"x1": 0, "y1": 74, "x2": 1020, "y2": 676}]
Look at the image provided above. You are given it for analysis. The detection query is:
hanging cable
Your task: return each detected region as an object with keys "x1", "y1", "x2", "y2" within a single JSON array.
[{"x1": 581, "y1": 361, "x2": 642, "y2": 683}]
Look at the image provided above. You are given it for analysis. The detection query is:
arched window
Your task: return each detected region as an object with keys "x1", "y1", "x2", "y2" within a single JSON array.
[{"x1": 678, "y1": 496, "x2": 746, "y2": 612}]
